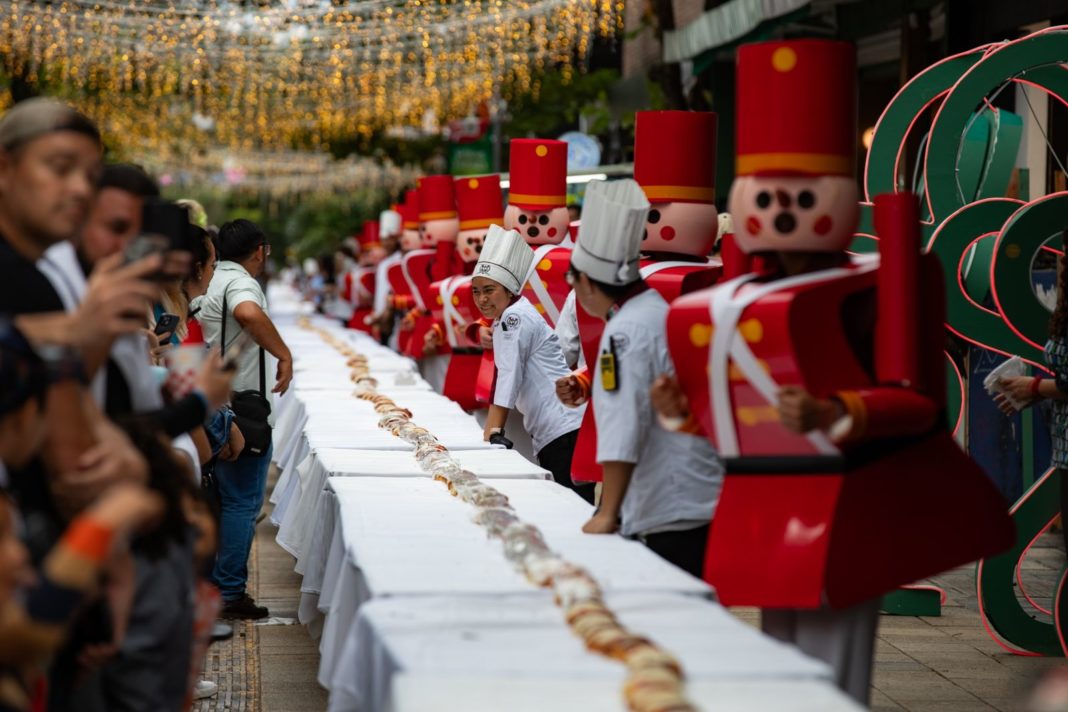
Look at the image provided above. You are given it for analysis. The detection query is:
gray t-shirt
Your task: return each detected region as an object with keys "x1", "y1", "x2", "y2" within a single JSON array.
[
  {"x1": 593, "y1": 289, "x2": 722, "y2": 537},
  {"x1": 195, "y1": 261, "x2": 277, "y2": 422}
]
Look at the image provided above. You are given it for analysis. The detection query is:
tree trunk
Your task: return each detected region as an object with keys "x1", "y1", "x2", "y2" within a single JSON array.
[{"x1": 652, "y1": 0, "x2": 688, "y2": 109}]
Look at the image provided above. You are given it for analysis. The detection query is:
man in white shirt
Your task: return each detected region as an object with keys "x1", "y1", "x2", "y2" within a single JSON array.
[
  {"x1": 195, "y1": 218, "x2": 292, "y2": 619},
  {"x1": 557, "y1": 180, "x2": 722, "y2": 577}
]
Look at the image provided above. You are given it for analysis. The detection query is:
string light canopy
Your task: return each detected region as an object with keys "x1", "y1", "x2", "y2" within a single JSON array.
[
  {"x1": 127, "y1": 143, "x2": 419, "y2": 198},
  {"x1": 0, "y1": 1, "x2": 621, "y2": 152}
]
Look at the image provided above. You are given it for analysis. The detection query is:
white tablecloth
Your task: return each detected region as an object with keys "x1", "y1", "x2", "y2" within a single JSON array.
[
  {"x1": 330, "y1": 593, "x2": 846, "y2": 712},
  {"x1": 388, "y1": 676, "x2": 861, "y2": 712},
  {"x1": 300, "y1": 477, "x2": 715, "y2": 702},
  {"x1": 274, "y1": 448, "x2": 551, "y2": 562}
]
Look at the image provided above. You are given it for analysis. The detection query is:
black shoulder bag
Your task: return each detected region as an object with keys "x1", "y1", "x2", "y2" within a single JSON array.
[{"x1": 222, "y1": 287, "x2": 273, "y2": 457}]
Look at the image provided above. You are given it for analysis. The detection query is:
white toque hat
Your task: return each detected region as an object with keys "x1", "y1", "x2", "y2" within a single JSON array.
[
  {"x1": 379, "y1": 209, "x2": 402, "y2": 238},
  {"x1": 474, "y1": 224, "x2": 534, "y2": 294},
  {"x1": 572, "y1": 179, "x2": 650, "y2": 285}
]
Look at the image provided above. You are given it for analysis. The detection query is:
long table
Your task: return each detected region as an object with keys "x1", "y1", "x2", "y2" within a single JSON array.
[{"x1": 266, "y1": 291, "x2": 861, "y2": 712}]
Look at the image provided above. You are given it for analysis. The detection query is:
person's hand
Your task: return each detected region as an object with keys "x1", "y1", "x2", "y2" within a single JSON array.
[
  {"x1": 224, "y1": 422, "x2": 245, "y2": 461},
  {"x1": 194, "y1": 349, "x2": 235, "y2": 411},
  {"x1": 52, "y1": 419, "x2": 149, "y2": 515},
  {"x1": 423, "y1": 328, "x2": 442, "y2": 356},
  {"x1": 86, "y1": 482, "x2": 165, "y2": 535},
  {"x1": 274, "y1": 357, "x2": 293, "y2": 395},
  {"x1": 999, "y1": 377, "x2": 1036, "y2": 410},
  {"x1": 478, "y1": 325, "x2": 493, "y2": 350},
  {"x1": 650, "y1": 375, "x2": 689, "y2": 419},
  {"x1": 582, "y1": 510, "x2": 619, "y2": 535},
  {"x1": 991, "y1": 392, "x2": 1025, "y2": 414},
  {"x1": 142, "y1": 328, "x2": 172, "y2": 366},
  {"x1": 75, "y1": 253, "x2": 163, "y2": 350},
  {"x1": 555, "y1": 374, "x2": 587, "y2": 407},
  {"x1": 778, "y1": 386, "x2": 842, "y2": 434},
  {"x1": 77, "y1": 549, "x2": 136, "y2": 672}
]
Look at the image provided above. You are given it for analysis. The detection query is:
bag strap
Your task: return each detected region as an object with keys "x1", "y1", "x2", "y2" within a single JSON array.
[{"x1": 221, "y1": 284, "x2": 267, "y2": 397}]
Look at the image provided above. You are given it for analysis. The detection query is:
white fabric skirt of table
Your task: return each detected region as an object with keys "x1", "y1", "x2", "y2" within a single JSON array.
[
  {"x1": 324, "y1": 592, "x2": 846, "y2": 712},
  {"x1": 388, "y1": 675, "x2": 861, "y2": 712},
  {"x1": 274, "y1": 390, "x2": 477, "y2": 480},
  {"x1": 299, "y1": 477, "x2": 715, "y2": 699},
  {"x1": 273, "y1": 448, "x2": 551, "y2": 562}
]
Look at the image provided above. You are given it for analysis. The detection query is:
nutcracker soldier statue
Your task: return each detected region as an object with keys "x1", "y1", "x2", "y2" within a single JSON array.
[
  {"x1": 655, "y1": 39, "x2": 1013, "y2": 703},
  {"x1": 386, "y1": 190, "x2": 423, "y2": 354},
  {"x1": 402, "y1": 175, "x2": 459, "y2": 389},
  {"x1": 345, "y1": 220, "x2": 383, "y2": 333},
  {"x1": 469, "y1": 140, "x2": 575, "y2": 405},
  {"x1": 368, "y1": 207, "x2": 403, "y2": 344},
  {"x1": 504, "y1": 139, "x2": 574, "y2": 326},
  {"x1": 427, "y1": 174, "x2": 504, "y2": 410},
  {"x1": 566, "y1": 110, "x2": 724, "y2": 485}
]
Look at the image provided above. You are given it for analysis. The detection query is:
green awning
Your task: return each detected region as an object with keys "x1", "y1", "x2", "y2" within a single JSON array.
[{"x1": 664, "y1": 0, "x2": 812, "y2": 64}]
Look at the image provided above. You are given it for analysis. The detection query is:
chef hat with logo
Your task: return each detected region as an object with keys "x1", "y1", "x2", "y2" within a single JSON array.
[
  {"x1": 474, "y1": 224, "x2": 534, "y2": 294},
  {"x1": 572, "y1": 179, "x2": 650, "y2": 285},
  {"x1": 379, "y1": 209, "x2": 402, "y2": 238}
]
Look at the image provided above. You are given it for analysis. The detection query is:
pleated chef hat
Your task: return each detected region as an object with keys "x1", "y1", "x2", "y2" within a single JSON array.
[
  {"x1": 474, "y1": 225, "x2": 534, "y2": 294},
  {"x1": 379, "y1": 209, "x2": 402, "y2": 238},
  {"x1": 572, "y1": 179, "x2": 650, "y2": 285}
]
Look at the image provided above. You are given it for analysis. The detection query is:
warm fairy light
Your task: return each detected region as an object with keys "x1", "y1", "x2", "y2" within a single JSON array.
[
  {"x1": 127, "y1": 143, "x2": 420, "y2": 198},
  {"x1": 0, "y1": 1, "x2": 620, "y2": 158}
]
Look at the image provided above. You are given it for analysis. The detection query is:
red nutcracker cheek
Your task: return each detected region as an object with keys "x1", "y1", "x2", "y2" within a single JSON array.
[
  {"x1": 660, "y1": 225, "x2": 676, "y2": 241},
  {"x1": 814, "y1": 215, "x2": 833, "y2": 235},
  {"x1": 548, "y1": 227, "x2": 557, "y2": 238},
  {"x1": 745, "y1": 216, "x2": 762, "y2": 235}
]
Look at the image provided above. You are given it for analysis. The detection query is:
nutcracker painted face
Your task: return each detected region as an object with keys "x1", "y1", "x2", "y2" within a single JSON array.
[
  {"x1": 643, "y1": 201, "x2": 719, "y2": 256},
  {"x1": 362, "y1": 245, "x2": 388, "y2": 266},
  {"x1": 728, "y1": 175, "x2": 859, "y2": 254},
  {"x1": 422, "y1": 216, "x2": 460, "y2": 248},
  {"x1": 633, "y1": 110, "x2": 719, "y2": 258},
  {"x1": 400, "y1": 228, "x2": 422, "y2": 252},
  {"x1": 457, "y1": 227, "x2": 486, "y2": 263},
  {"x1": 504, "y1": 205, "x2": 570, "y2": 245}
]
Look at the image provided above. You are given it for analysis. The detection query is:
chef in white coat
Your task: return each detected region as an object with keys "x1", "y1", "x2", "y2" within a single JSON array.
[
  {"x1": 472, "y1": 225, "x2": 590, "y2": 502},
  {"x1": 556, "y1": 179, "x2": 722, "y2": 576}
]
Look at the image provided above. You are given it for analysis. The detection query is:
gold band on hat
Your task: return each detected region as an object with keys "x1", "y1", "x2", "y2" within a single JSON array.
[
  {"x1": 736, "y1": 152, "x2": 852, "y2": 176},
  {"x1": 459, "y1": 218, "x2": 495, "y2": 230},
  {"x1": 641, "y1": 185, "x2": 715, "y2": 202},
  {"x1": 418, "y1": 210, "x2": 458, "y2": 221},
  {"x1": 507, "y1": 193, "x2": 566, "y2": 207}
]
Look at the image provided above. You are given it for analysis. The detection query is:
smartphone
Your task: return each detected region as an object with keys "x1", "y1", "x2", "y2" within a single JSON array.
[
  {"x1": 123, "y1": 233, "x2": 169, "y2": 264},
  {"x1": 141, "y1": 199, "x2": 193, "y2": 253},
  {"x1": 123, "y1": 199, "x2": 195, "y2": 278},
  {"x1": 154, "y1": 313, "x2": 180, "y2": 337}
]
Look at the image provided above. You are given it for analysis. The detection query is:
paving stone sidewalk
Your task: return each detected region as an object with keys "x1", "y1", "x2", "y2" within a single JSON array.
[
  {"x1": 192, "y1": 469, "x2": 327, "y2": 712},
  {"x1": 732, "y1": 532, "x2": 1067, "y2": 711}
]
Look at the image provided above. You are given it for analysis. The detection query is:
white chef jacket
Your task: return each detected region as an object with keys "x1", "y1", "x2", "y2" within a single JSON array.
[
  {"x1": 374, "y1": 251, "x2": 403, "y2": 314},
  {"x1": 593, "y1": 288, "x2": 722, "y2": 537},
  {"x1": 493, "y1": 296, "x2": 585, "y2": 454},
  {"x1": 555, "y1": 289, "x2": 583, "y2": 370}
]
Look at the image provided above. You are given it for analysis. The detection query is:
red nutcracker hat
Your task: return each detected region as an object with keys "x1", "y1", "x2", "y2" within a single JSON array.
[
  {"x1": 455, "y1": 174, "x2": 504, "y2": 231},
  {"x1": 358, "y1": 220, "x2": 380, "y2": 249},
  {"x1": 417, "y1": 175, "x2": 457, "y2": 221},
  {"x1": 507, "y1": 139, "x2": 567, "y2": 210},
  {"x1": 401, "y1": 189, "x2": 421, "y2": 229},
  {"x1": 634, "y1": 111, "x2": 717, "y2": 204},
  {"x1": 735, "y1": 39, "x2": 856, "y2": 177}
]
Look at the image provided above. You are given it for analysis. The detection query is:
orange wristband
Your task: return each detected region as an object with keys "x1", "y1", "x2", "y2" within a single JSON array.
[{"x1": 62, "y1": 517, "x2": 116, "y2": 564}]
